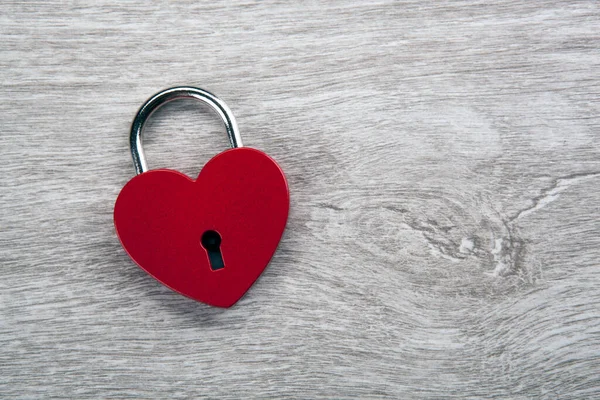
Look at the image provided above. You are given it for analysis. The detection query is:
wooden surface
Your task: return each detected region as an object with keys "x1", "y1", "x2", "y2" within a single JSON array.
[{"x1": 1, "y1": 1, "x2": 599, "y2": 398}]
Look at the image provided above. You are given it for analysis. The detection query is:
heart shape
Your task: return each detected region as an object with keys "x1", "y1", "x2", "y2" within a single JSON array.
[{"x1": 114, "y1": 147, "x2": 289, "y2": 307}]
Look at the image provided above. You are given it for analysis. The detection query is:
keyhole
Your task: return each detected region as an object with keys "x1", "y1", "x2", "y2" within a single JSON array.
[{"x1": 201, "y1": 230, "x2": 225, "y2": 271}]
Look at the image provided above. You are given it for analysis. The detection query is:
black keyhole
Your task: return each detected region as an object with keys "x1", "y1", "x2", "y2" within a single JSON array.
[{"x1": 201, "y1": 230, "x2": 225, "y2": 271}]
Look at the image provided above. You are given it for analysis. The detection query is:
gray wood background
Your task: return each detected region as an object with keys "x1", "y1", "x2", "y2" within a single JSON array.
[{"x1": 1, "y1": 1, "x2": 599, "y2": 398}]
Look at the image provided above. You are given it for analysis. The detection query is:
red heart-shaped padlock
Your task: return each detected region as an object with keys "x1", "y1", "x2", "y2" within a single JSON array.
[{"x1": 114, "y1": 87, "x2": 289, "y2": 307}]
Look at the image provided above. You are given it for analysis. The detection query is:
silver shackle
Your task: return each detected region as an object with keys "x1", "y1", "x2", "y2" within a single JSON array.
[{"x1": 129, "y1": 86, "x2": 243, "y2": 175}]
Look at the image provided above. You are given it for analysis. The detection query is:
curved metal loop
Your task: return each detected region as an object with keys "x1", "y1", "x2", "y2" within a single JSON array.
[{"x1": 130, "y1": 86, "x2": 242, "y2": 174}]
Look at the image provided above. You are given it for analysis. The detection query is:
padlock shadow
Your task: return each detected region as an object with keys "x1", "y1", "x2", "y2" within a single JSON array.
[{"x1": 153, "y1": 289, "x2": 231, "y2": 325}]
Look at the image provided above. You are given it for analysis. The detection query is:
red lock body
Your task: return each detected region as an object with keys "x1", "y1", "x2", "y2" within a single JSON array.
[{"x1": 114, "y1": 147, "x2": 289, "y2": 307}]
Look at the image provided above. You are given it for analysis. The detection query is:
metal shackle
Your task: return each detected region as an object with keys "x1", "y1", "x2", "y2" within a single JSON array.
[{"x1": 129, "y1": 86, "x2": 243, "y2": 175}]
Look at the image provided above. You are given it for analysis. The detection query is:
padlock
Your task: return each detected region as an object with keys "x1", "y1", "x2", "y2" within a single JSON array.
[{"x1": 114, "y1": 87, "x2": 289, "y2": 307}]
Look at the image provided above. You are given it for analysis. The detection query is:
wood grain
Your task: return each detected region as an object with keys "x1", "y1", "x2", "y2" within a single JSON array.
[{"x1": 1, "y1": 1, "x2": 599, "y2": 398}]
